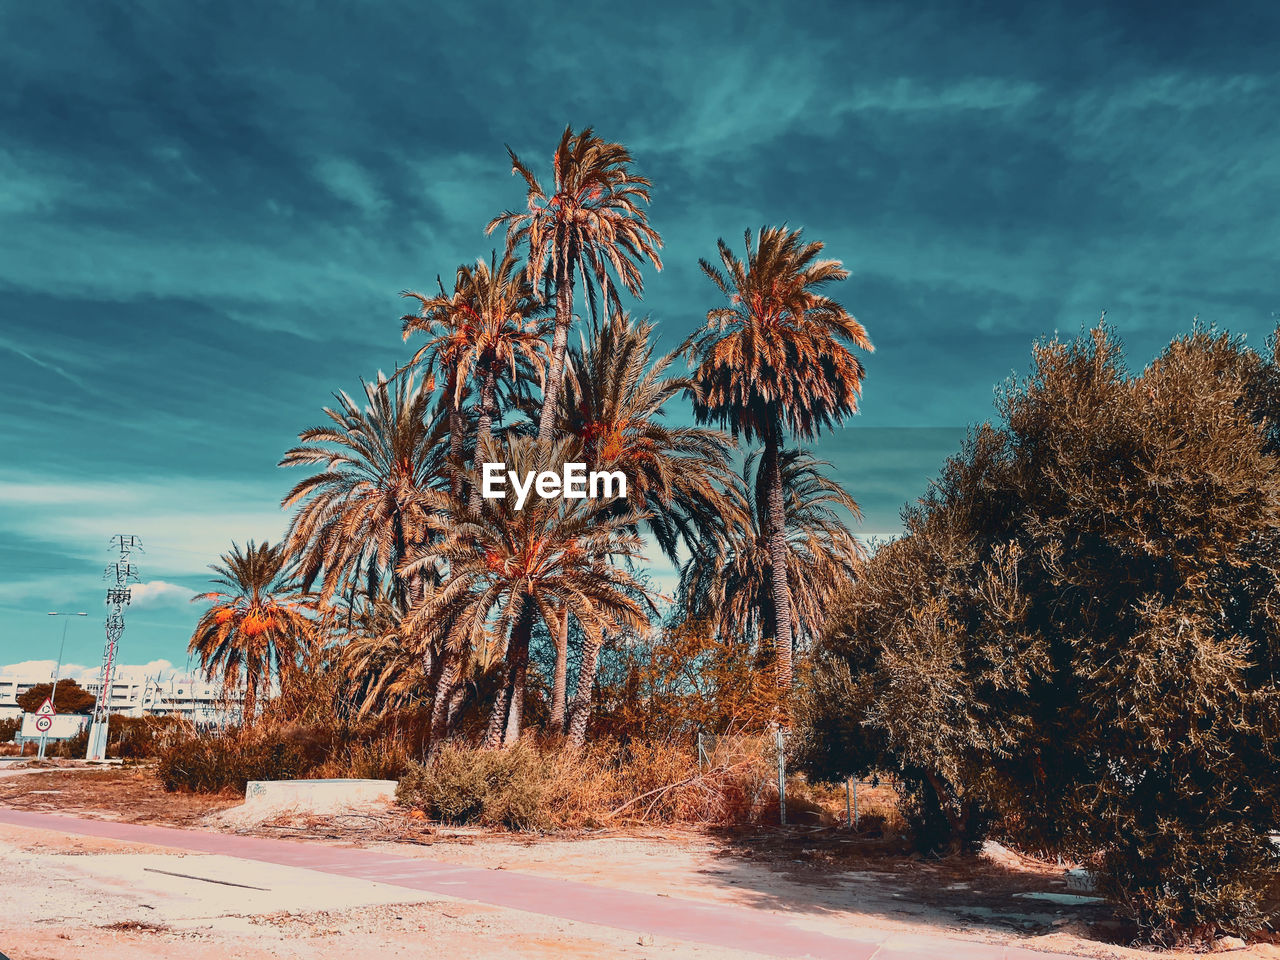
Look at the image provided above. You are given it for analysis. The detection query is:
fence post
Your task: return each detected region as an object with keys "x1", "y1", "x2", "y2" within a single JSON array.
[
  {"x1": 845, "y1": 778, "x2": 852, "y2": 829},
  {"x1": 853, "y1": 777, "x2": 859, "y2": 830},
  {"x1": 776, "y1": 727, "x2": 786, "y2": 827}
]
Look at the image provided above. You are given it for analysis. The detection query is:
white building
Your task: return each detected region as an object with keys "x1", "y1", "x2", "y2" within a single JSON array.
[{"x1": 0, "y1": 665, "x2": 243, "y2": 724}]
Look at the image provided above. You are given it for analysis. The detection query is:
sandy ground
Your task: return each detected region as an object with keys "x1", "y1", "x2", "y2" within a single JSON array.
[
  {"x1": 1, "y1": 766, "x2": 1277, "y2": 959},
  {"x1": 0, "y1": 822, "x2": 774, "y2": 960}
]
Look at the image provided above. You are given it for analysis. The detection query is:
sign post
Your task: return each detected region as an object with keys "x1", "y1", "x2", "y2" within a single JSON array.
[{"x1": 34, "y1": 697, "x2": 56, "y2": 760}]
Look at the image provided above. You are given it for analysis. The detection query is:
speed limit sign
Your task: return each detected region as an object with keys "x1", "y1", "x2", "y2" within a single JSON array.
[{"x1": 35, "y1": 715, "x2": 52, "y2": 733}]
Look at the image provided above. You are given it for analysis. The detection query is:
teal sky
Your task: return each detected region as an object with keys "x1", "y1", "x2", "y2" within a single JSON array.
[{"x1": 2, "y1": 1, "x2": 1277, "y2": 673}]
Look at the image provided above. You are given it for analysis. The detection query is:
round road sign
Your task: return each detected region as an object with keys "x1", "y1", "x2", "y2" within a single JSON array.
[{"x1": 34, "y1": 715, "x2": 52, "y2": 733}]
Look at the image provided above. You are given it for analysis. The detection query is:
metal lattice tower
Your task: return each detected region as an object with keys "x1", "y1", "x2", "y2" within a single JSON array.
[{"x1": 90, "y1": 535, "x2": 142, "y2": 729}]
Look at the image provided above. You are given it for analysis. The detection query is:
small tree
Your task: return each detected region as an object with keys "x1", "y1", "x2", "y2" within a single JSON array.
[{"x1": 17, "y1": 679, "x2": 96, "y2": 714}]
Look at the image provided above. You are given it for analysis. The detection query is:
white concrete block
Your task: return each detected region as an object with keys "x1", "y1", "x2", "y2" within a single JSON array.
[{"x1": 241, "y1": 778, "x2": 398, "y2": 815}]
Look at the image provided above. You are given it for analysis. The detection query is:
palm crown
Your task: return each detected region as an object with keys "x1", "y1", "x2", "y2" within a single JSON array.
[
  {"x1": 489, "y1": 126, "x2": 663, "y2": 448},
  {"x1": 685, "y1": 225, "x2": 872, "y2": 442},
  {"x1": 404, "y1": 435, "x2": 654, "y2": 745},
  {"x1": 189, "y1": 540, "x2": 314, "y2": 724},
  {"x1": 279, "y1": 372, "x2": 448, "y2": 607},
  {"x1": 489, "y1": 126, "x2": 663, "y2": 311}
]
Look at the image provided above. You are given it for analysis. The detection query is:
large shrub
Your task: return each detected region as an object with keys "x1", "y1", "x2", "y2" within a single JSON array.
[{"x1": 800, "y1": 324, "x2": 1280, "y2": 940}]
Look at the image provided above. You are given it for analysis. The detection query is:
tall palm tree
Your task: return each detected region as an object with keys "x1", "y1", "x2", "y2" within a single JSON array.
[
  {"x1": 679, "y1": 449, "x2": 863, "y2": 659},
  {"x1": 554, "y1": 311, "x2": 739, "y2": 738},
  {"x1": 279, "y1": 372, "x2": 448, "y2": 612},
  {"x1": 189, "y1": 541, "x2": 314, "y2": 724},
  {"x1": 683, "y1": 226, "x2": 872, "y2": 694},
  {"x1": 488, "y1": 126, "x2": 663, "y2": 450},
  {"x1": 404, "y1": 435, "x2": 654, "y2": 747}
]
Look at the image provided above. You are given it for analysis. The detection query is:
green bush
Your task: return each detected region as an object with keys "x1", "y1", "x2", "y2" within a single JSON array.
[
  {"x1": 0, "y1": 717, "x2": 18, "y2": 744},
  {"x1": 397, "y1": 743, "x2": 549, "y2": 830},
  {"x1": 801, "y1": 323, "x2": 1280, "y2": 940}
]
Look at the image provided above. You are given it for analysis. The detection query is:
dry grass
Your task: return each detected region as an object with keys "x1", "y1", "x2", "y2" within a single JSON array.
[
  {"x1": 0, "y1": 767, "x2": 241, "y2": 824},
  {"x1": 396, "y1": 735, "x2": 840, "y2": 831}
]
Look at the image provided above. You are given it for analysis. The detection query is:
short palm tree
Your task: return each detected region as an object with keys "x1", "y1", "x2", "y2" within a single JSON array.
[
  {"x1": 679, "y1": 449, "x2": 863, "y2": 660},
  {"x1": 553, "y1": 311, "x2": 739, "y2": 735},
  {"x1": 335, "y1": 588, "x2": 431, "y2": 719},
  {"x1": 189, "y1": 540, "x2": 314, "y2": 723},
  {"x1": 279, "y1": 372, "x2": 448, "y2": 612},
  {"x1": 683, "y1": 226, "x2": 872, "y2": 694},
  {"x1": 488, "y1": 126, "x2": 663, "y2": 449},
  {"x1": 404, "y1": 435, "x2": 654, "y2": 747}
]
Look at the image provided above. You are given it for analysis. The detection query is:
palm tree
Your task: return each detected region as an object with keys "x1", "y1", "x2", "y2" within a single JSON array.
[
  {"x1": 488, "y1": 126, "x2": 663, "y2": 450},
  {"x1": 683, "y1": 226, "x2": 872, "y2": 694},
  {"x1": 336, "y1": 588, "x2": 431, "y2": 719},
  {"x1": 400, "y1": 288, "x2": 475, "y2": 500},
  {"x1": 189, "y1": 541, "x2": 314, "y2": 724},
  {"x1": 279, "y1": 372, "x2": 448, "y2": 613},
  {"x1": 404, "y1": 435, "x2": 654, "y2": 747},
  {"x1": 553, "y1": 311, "x2": 739, "y2": 737},
  {"x1": 446, "y1": 251, "x2": 552, "y2": 498},
  {"x1": 679, "y1": 449, "x2": 863, "y2": 659}
]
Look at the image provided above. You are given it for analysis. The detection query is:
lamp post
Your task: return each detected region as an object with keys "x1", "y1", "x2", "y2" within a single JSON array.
[{"x1": 39, "y1": 612, "x2": 88, "y2": 759}]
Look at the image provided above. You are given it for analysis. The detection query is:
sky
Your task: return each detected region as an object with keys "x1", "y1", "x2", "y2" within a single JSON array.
[{"x1": 1, "y1": 0, "x2": 1277, "y2": 672}]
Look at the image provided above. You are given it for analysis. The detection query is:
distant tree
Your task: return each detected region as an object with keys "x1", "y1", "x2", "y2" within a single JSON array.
[
  {"x1": 189, "y1": 540, "x2": 315, "y2": 723},
  {"x1": 800, "y1": 323, "x2": 1280, "y2": 940},
  {"x1": 17, "y1": 679, "x2": 95, "y2": 714}
]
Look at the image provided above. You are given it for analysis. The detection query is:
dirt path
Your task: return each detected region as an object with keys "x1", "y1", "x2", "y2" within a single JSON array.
[{"x1": 0, "y1": 808, "x2": 1101, "y2": 960}]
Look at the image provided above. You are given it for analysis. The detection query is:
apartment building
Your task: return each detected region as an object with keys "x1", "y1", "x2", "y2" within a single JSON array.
[{"x1": 0, "y1": 667, "x2": 243, "y2": 724}]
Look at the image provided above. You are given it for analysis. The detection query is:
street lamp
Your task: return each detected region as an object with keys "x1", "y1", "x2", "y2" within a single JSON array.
[{"x1": 39, "y1": 612, "x2": 88, "y2": 759}]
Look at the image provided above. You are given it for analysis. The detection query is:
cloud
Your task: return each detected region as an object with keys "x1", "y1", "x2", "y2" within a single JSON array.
[
  {"x1": 129, "y1": 581, "x2": 196, "y2": 608},
  {"x1": 312, "y1": 157, "x2": 389, "y2": 218},
  {"x1": 1, "y1": 660, "x2": 86, "y2": 677},
  {"x1": 0, "y1": 659, "x2": 181, "y2": 683}
]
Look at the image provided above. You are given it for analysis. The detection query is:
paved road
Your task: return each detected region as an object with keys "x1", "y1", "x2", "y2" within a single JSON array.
[{"x1": 0, "y1": 808, "x2": 1088, "y2": 960}]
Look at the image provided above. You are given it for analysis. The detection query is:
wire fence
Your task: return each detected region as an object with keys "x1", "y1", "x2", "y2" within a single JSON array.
[{"x1": 696, "y1": 729, "x2": 890, "y2": 828}]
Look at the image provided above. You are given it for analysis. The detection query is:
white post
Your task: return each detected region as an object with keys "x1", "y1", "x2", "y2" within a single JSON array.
[{"x1": 776, "y1": 727, "x2": 786, "y2": 827}]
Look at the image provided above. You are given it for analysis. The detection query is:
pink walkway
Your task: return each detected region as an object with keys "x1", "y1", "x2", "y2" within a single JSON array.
[{"x1": 0, "y1": 808, "x2": 1087, "y2": 960}]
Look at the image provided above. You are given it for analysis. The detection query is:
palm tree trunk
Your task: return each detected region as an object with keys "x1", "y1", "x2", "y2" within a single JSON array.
[
  {"x1": 536, "y1": 257, "x2": 574, "y2": 449},
  {"x1": 550, "y1": 609, "x2": 570, "y2": 733},
  {"x1": 241, "y1": 679, "x2": 257, "y2": 730},
  {"x1": 446, "y1": 366, "x2": 465, "y2": 499},
  {"x1": 427, "y1": 648, "x2": 460, "y2": 752},
  {"x1": 566, "y1": 631, "x2": 602, "y2": 746},
  {"x1": 483, "y1": 668, "x2": 511, "y2": 749},
  {"x1": 762, "y1": 425, "x2": 795, "y2": 702},
  {"x1": 503, "y1": 603, "x2": 533, "y2": 745},
  {"x1": 469, "y1": 365, "x2": 498, "y2": 513}
]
